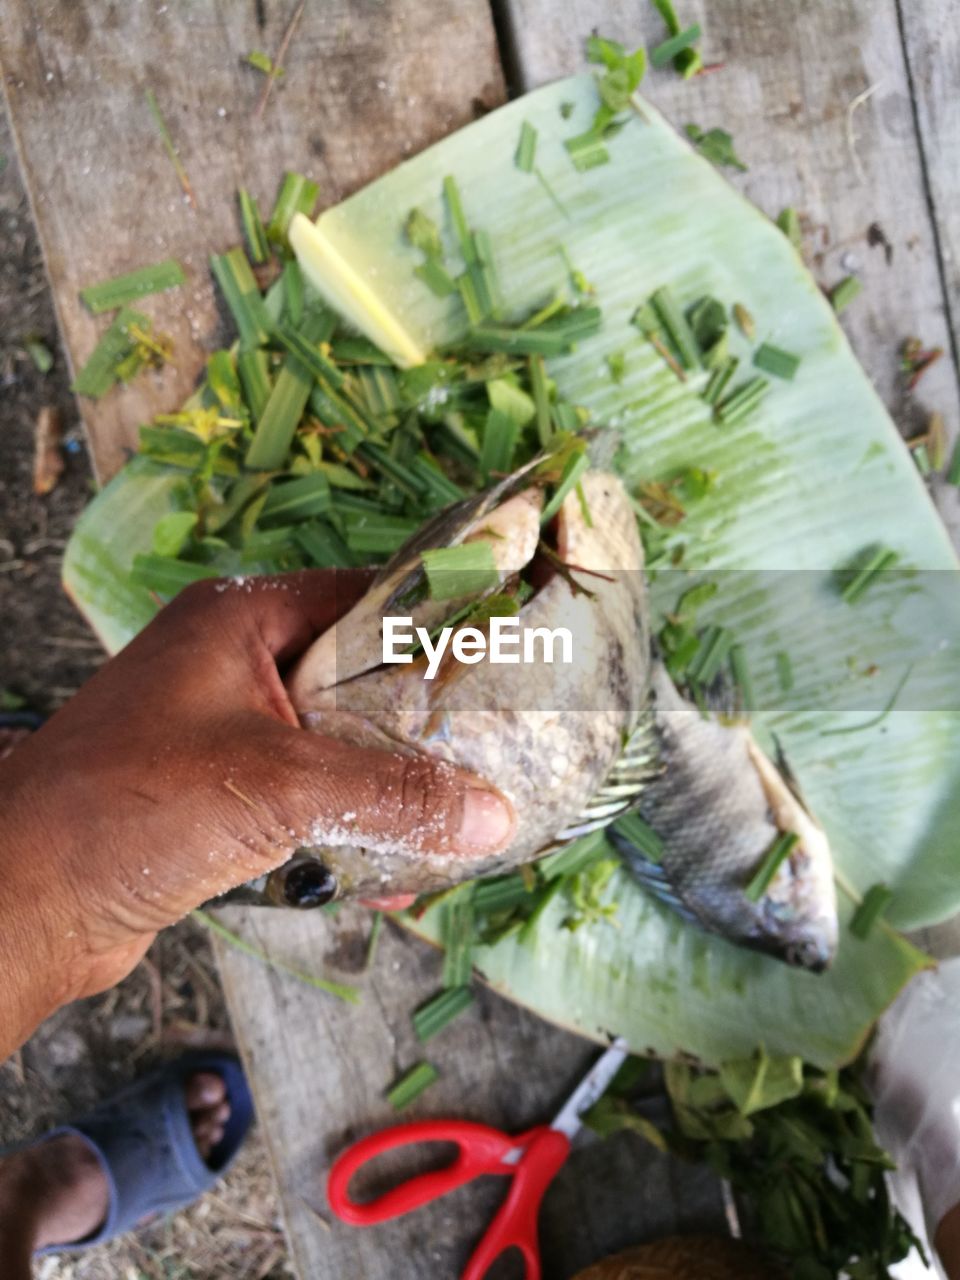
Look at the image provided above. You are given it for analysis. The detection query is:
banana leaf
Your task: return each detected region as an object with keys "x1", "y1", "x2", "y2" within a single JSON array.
[{"x1": 64, "y1": 76, "x2": 960, "y2": 1068}]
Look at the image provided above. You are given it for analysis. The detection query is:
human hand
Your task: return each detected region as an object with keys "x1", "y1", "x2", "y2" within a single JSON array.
[{"x1": 0, "y1": 571, "x2": 514, "y2": 1044}]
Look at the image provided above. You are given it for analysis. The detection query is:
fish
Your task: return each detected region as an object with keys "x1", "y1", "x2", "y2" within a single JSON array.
[
  {"x1": 608, "y1": 664, "x2": 838, "y2": 970},
  {"x1": 226, "y1": 464, "x2": 655, "y2": 905},
  {"x1": 222, "y1": 460, "x2": 838, "y2": 970}
]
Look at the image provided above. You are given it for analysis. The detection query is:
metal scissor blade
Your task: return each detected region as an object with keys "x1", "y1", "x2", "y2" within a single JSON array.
[{"x1": 548, "y1": 1037, "x2": 629, "y2": 1143}]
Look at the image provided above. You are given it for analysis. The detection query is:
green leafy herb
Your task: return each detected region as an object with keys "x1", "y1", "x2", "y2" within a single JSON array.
[
  {"x1": 745, "y1": 832, "x2": 799, "y2": 902},
  {"x1": 441, "y1": 888, "x2": 475, "y2": 987},
  {"x1": 421, "y1": 542, "x2": 498, "y2": 601},
  {"x1": 830, "y1": 275, "x2": 862, "y2": 314},
  {"x1": 238, "y1": 189, "x2": 270, "y2": 264},
  {"x1": 23, "y1": 338, "x2": 53, "y2": 373},
  {"x1": 210, "y1": 248, "x2": 271, "y2": 350},
  {"x1": 651, "y1": 24, "x2": 701, "y2": 69},
  {"x1": 515, "y1": 121, "x2": 538, "y2": 173},
  {"x1": 387, "y1": 1062, "x2": 439, "y2": 1110},
  {"x1": 649, "y1": 0, "x2": 702, "y2": 76},
  {"x1": 152, "y1": 511, "x2": 199, "y2": 557},
  {"x1": 268, "y1": 172, "x2": 319, "y2": 250},
  {"x1": 244, "y1": 50, "x2": 284, "y2": 77},
  {"x1": 80, "y1": 259, "x2": 185, "y2": 314},
  {"x1": 684, "y1": 124, "x2": 747, "y2": 172},
  {"x1": 565, "y1": 36, "x2": 645, "y2": 171},
  {"x1": 850, "y1": 883, "x2": 894, "y2": 940},
  {"x1": 129, "y1": 554, "x2": 219, "y2": 595},
  {"x1": 753, "y1": 342, "x2": 801, "y2": 380},
  {"x1": 540, "y1": 448, "x2": 590, "y2": 523},
  {"x1": 702, "y1": 356, "x2": 739, "y2": 406},
  {"x1": 480, "y1": 408, "x2": 519, "y2": 478},
  {"x1": 413, "y1": 987, "x2": 475, "y2": 1041}
]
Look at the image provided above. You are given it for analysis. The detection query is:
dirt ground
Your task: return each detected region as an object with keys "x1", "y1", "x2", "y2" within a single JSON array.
[{"x1": 0, "y1": 104, "x2": 292, "y2": 1280}]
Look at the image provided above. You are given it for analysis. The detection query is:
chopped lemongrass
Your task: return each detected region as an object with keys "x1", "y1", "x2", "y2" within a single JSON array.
[
  {"x1": 649, "y1": 287, "x2": 699, "y2": 370},
  {"x1": 529, "y1": 355, "x2": 553, "y2": 448},
  {"x1": 702, "y1": 356, "x2": 739, "y2": 406},
  {"x1": 294, "y1": 521, "x2": 356, "y2": 568},
  {"x1": 949, "y1": 439, "x2": 960, "y2": 487},
  {"x1": 540, "y1": 831, "x2": 608, "y2": 881},
  {"x1": 473, "y1": 874, "x2": 533, "y2": 914},
  {"x1": 850, "y1": 883, "x2": 895, "y2": 940},
  {"x1": 607, "y1": 351, "x2": 626, "y2": 383},
  {"x1": 839, "y1": 546, "x2": 899, "y2": 604},
  {"x1": 480, "y1": 408, "x2": 519, "y2": 478},
  {"x1": 290, "y1": 215, "x2": 427, "y2": 367},
  {"x1": 443, "y1": 175, "x2": 474, "y2": 263},
  {"x1": 753, "y1": 342, "x2": 801, "y2": 380},
  {"x1": 415, "y1": 259, "x2": 456, "y2": 297},
  {"x1": 776, "y1": 650, "x2": 794, "y2": 692},
  {"x1": 687, "y1": 623, "x2": 733, "y2": 685},
  {"x1": 777, "y1": 207, "x2": 803, "y2": 249},
  {"x1": 411, "y1": 456, "x2": 465, "y2": 506},
  {"x1": 733, "y1": 303, "x2": 755, "y2": 340},
  {"x1": 729, "y1": 643, "x2": 754, "y2": 711},
  {"x1": 651, "y1": 24, "x2": 701, "y2": 68},
  {"x1": 518, "y1": 877, "x2": 565, "y2": 944},
  {"x1": 540, "y1": 448, "x2": 590, "y2": 523},
  {"x1": 72, "y1": 308, "x2": 150, "y2": 398},
  {"x1": 830, "y1": 276, "x2": 862, "y2": 314},
  {"x1": 268, "y1": 171, "x2": 320, "y2": 248},
  {"x1": 259, "y1": 473, "x2": 332, "y2": 523},
  {"x1": 210, "y1": 248, "x2": 270, "y2": 350},
  {"x1": 274, "y1": 326, "x2": 342, "y2": 388},
  {"x1": 745, "y1": 832, "x2": 800, "y2": 902},
  {"x1": 145, "y1": 88, "x2": 196, "y2": 209},
  {"x1": 515, "y1": 120, "x2": 538, "y2": 173},
  {"x1": 651, "y1": 0, "x2": 682, "y2": 35},
  {"x1": 387, "y1": 1062, "x2": 439, "y2": 1110},
  {"x1": 612, "y1": 811, "x2": 664, "y2": 863},
  {"x1": 152, "y1": 511, "x2": 198, "y2": 556},
  {"x1": 442, "y1": 889, "x2": 475, "y2": 987},
  {"x1": 715, "y1": 376, "x2": 768, "y2": 426},
  {"x1": 80, "y1": 259, "x2": 185, "y2": 314},
  {"x1": 282, "y1": 259, "x2": 304, "y2": 326},
  {"x1": 129, "y1": 554, "x2": 219, "y2": 595},
  {"x1": 236, "y1": 349, "x2": 272, "y2": 422},
  {"x1": 421, "y1": 542, "x2": 498, "y2": 601},
  {"x1": 469, "y1": 307, "x2": 602, "y2": 356},
  {"x1": 565, "y1": 128, "x2": 610, "y2": 171},
  {"x1": 192, "y1": 909, "x2": 358, "y2": 1002},
  {"x1": 245, "y1": 355, "x2": 314, "y2": 470},
  {"x1": 413, "y1": 987, "x2": 475, "y2": 1042},
  {"x1": 488, "y1": 378, "x2": 536, "y2": 426},
  {"x1": 237, "y1": 190, "x2": 270, "y2": 265}
]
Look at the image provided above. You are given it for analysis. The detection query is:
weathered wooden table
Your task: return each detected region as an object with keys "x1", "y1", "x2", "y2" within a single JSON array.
[{"x1": 2, "y1": 2, "x2": 959, "y2": 1275}]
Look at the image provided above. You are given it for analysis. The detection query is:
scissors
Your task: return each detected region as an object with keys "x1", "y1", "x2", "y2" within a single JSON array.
[{"x1": 327, "y1": 1037, "x2": 628, "y2": 1280}]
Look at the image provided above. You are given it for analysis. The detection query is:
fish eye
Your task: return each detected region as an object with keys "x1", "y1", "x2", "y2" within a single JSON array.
[{"x1": 281, "y1": 859, "x2": 339, "y2": 908}]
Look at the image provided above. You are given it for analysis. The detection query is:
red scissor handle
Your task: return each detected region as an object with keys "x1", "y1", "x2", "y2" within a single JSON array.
[
  {"x1": 328, "y1": 1119, "x2": 522, "y2": 1225},
  {"x1": 462, "y1": 1125, "x2": 570, "y2": 1280}
]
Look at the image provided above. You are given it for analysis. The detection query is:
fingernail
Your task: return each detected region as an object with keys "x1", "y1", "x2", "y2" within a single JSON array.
[{"x1": 459, "y1": 789, "x2": 514, "y2": 853}]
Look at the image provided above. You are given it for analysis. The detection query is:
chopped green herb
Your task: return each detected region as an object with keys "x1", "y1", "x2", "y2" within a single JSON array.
[
  {"x1": 238, "y1": 189, "x2": 270, "y2": 264},
  {"x1": 565, "y1": 128, "x2": 612, "y2": 172},
  {"x1": 294, "y1": 521, "x2": 355, "y2": 568},
  {"x1": 441, "y1": 889, "x2": 475, "y2": 987},
  {"x1": 145, "y1": 88, "x2": 196, "y2": 209},
  {"x1": 23, "y1": 338, "x2": 53, "y2": 373},
  {"x1": 413, "y1": 987, "x2": 474, "y2": 1042},
  {"x1": 210, "y1": 248, "x2": 270, "y2": 350},
  {"x1": 414, "y1": 258, "x2": 456, "y2": 297},
  {"x1": 648, "y1": 286, "x2": 699, "y2": 370},
  {"x1": 72, "y1": 307, "x2": 150, "y2": 399},
  {"x1": 753, "y1": 342, "x2": 801, "y2": 380},
  {"x1": 421, "y1": 542, "x2": 498, "y2": 601},
  {"x1": 745, "y1": 832, "x2": 800, "y2": 902},
  {"x1": 473, "y1": 873, "x2": 533, "y2": 914},
  {"x1": 468, "y1": 306, "x2": 602, "y2": 356},
  {"x1": 606, "y1": 350, "x2": 626, "y2": 383},
  {"x1": 830, "y1": 275, "x2": 862, "y2": 314},
  {"x1": 260, "y1": 473, "x2": 332, "y2": 523},
  {"x1": 129, "y1": 554, "x2": 219, "y2": 595},
  {"x1": 529, "y1": 355, "x2": 553, "y2": 448},
  {"x1": 776, "y1": 206, "x2": 803, "y2": 250},
  {"x1": 80, "y1": 259, "x2": 185, "y2": 314},
  {"x1": 515, "y1": 120, "x2": 538, "y2": 173},
  {"x1": 684, "y1": 124, "x2": 747, "y2": 172},
  {"x1": 702, "y1": 356, "x2": 739, "y2": 406},
  {"x1": 687, "y1": 297, "x2": 727, "y2": 363},
  {"x1": 687, "y1": 623, "x2": 733, "y2": 685},
  {"x1": 387, "y1": 1062, "x2": 439, "y2": 1110},
  {"x1": 540, "y1": 449, "x2": 590, "y2": 523},
  {"x1": 714, "y1": 376, "x2": 768, "y2": 426},
  {"x1": 480, "y1": 408, "x2": 518, "y2": 478},
  {"x1": 612, "y1": 811, "x2": 664, "y2": 863},
  {"x1": 652, "y1": 24, "x2": 701, "y2": 68},
  {"x1": 152, "y1": 511, "x2": 198, "y2": 557},
  {"x1": 839, "y1": 545, "x2": 898, "y2": 604},
  {"x1": 850, "y1": 883, "x2": 894, "y2": 940},
  {"x1": 443, "y1": 175, "x2": 474, "y2": 263},
  {"x1": 948, "y1": 438, "x2": 960, "y2": 487},
  {"x1": 267, "y1": 172, "x2": 319, "y2": 249}
]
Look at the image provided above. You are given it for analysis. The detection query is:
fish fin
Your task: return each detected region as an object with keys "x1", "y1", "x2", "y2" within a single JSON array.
[
  {"x1": 554, "y1": 707, "x2": 660, "y2": 841},
  {"x1": 606, "y1": 822, "x2": 701, "y2": 926}
]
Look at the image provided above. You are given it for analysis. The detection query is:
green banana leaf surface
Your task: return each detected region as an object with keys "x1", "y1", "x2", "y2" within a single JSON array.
[{"x1": 64, "y1": 76, "x2": 960, "y2": 1068}]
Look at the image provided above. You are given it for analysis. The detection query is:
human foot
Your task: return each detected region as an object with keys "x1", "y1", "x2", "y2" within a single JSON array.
[{"x1": 0, "y1": 1070, "x2": 230, "y2": 1252}]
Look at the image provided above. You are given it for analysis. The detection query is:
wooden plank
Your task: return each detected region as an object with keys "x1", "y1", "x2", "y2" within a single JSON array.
[
  {"x1": 212, "y1": 906, "x2": 727, "y2": 1280},
  {"x1": 499, "y1": 0, "x2": 960, "y2": 545},
  {"x1": 0, "y1": 0, "x2": 505, "y2": 482},
  {"x1": 898, "y1": 1, "x2": 960, "y2": 488}
]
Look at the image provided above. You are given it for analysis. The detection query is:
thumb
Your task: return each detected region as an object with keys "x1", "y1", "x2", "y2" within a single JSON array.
[{"x1": 215, "y1": 714, "x2": 516, "y2": 900}]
